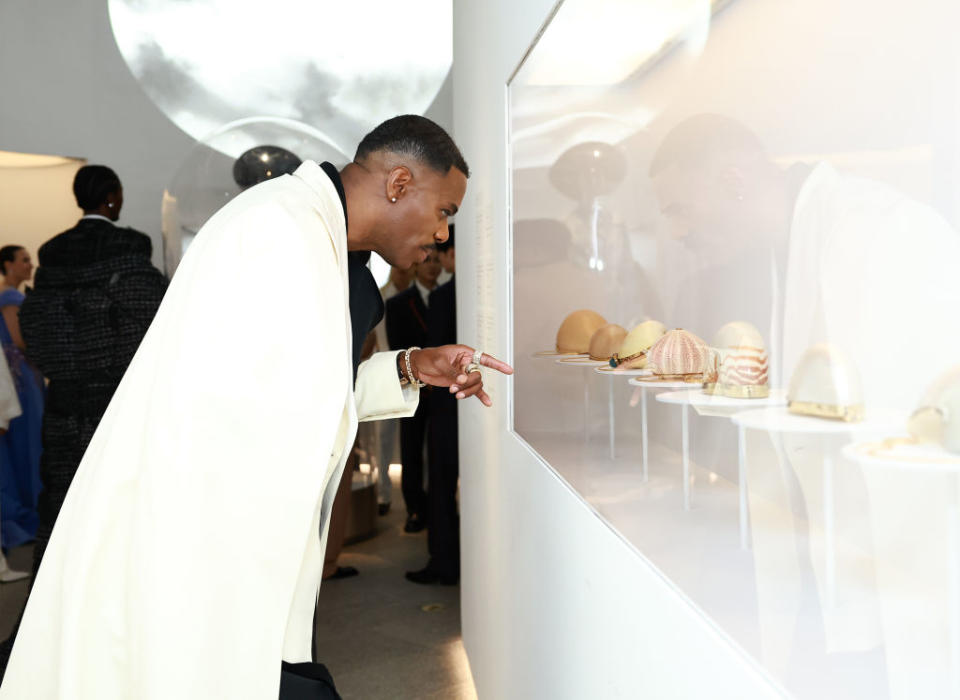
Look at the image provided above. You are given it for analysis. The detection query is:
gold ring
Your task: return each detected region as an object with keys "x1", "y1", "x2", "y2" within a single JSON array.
[{"x1": 465, "y1": 362, "x2": 481, "y2": 374}]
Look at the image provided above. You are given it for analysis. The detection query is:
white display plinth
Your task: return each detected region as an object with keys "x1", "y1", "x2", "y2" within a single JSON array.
[
  {"x1": 732, "y1": 407, "x2": 899, "y2": 609},
  {"x1": 843, "y1": 439, "x2": 960, "y2": 699},
  {"x1": 627, "y1": 377, "x2": 699, "y2": 496},
  {"x1": 656, "y1": 388, "x2": 786, "y2": 548},
  {"x1": 556, "y1": 357, "x2": 606, "y2": 444},
  {"x1": 593, "y1": 366, "x2": 654, "y2": 459}
]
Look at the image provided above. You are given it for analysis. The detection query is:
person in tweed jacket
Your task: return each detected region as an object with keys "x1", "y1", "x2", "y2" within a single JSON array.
[{"x1": 0, "y1": 165, "x2": 167, "y2": 678}]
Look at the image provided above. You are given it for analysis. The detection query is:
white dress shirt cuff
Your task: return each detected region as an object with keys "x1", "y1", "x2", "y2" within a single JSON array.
[{"x1": 355, "y1": 350, "x2": 420, "y2": 422}]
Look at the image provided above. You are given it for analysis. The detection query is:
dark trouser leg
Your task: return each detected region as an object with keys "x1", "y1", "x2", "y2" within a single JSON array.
[
  {"x1": 399, "y1": 401, "x2": 428, "y2": 518},
  {"x1": 427, "y1": 396, "x2": 459, "y2": 578}
]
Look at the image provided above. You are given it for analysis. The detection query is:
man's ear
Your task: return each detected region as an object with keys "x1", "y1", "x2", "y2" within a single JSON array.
[{"x1": 386, "y1": 166, "x2": 413, "y2": 202}]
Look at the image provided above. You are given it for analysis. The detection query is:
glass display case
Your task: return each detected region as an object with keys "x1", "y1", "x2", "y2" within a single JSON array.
[{"x1": 509, "y1": 1, "x2": 960, "y2": 697}]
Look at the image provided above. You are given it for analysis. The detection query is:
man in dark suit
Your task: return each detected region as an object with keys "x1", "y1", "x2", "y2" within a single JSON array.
[
  {"x1": 386, "y1": 248, "x2": 442, "y2": 532},
  {"x1": 407, "y1": 228, "x2": 459, "y2": 584}
]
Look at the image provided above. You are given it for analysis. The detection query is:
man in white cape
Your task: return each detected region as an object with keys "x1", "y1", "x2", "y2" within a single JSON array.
[{"x1": 0, "y1": 115, "x2": 511, "y2": 699}]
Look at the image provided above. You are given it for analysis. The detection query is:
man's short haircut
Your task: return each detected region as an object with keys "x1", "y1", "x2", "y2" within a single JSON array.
[
  {"x1": 355, "y1": 115, "x2": 470, "y2": 178},
  {"x1": 649, "y1": 114, "x2": 767, "y2": 178},
  {"x1": 436, "y1": 224, "x2": 455, "y2": 253},
  {"x1": 73, "y1": 165, "x2": 121, "y2": 211}
]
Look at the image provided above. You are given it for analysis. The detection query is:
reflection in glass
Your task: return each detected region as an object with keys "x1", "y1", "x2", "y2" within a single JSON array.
[{"x1": 510, "y1": 0, "x2": 960, "y2": 697}]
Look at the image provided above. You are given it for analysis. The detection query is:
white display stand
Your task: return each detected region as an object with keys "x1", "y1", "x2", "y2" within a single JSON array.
[
  {"x1": 556, "y1": 357, "x2": 606, "y2": 444},
  {"x1": 655, "y1": 389, "x2": 786, "y2": 548},
  {"x1": 593, "y1": 365, "x2": 653, "y2": 459},
  {"x1": 843, "y1": 439, "x2": 960, "y2": 698},
  {"x1": 627, "y1": 377, "x2": 698, "y2": 494},
  {"x1": 732, "y1": 407, "x2": 899, "y2": 608}
]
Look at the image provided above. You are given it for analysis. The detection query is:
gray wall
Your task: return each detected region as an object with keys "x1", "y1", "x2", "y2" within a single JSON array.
[{"x1": 0, "y1": 0, "x2": 452, "y2": 266}]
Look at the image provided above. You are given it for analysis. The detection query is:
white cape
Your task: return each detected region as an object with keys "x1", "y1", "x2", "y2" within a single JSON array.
[{"x1": 1, "y1": 161, "x2": 417, "y2": 699}]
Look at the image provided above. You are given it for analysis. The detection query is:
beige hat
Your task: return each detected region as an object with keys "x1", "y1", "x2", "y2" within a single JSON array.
[
  {"x1": 787, "y1": 344, "x2": 864, "y2": 422},
  {"x1": 610, "y1": 320, "x2": 666, "y2": 368},
  {"x1": 588, "y1": 324, "x2": 628, "y2": 361},
  {"x1": 556, "y1": 310, "x2": 607, "y2": 354},
  {"x1": 647, "y1": 329, "x2": 710, "y2": 381}
]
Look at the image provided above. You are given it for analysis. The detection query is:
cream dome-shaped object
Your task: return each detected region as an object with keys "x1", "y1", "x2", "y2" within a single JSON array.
[
  {"x1": 647, "y1": 329, "x2": 710, "y2": 382},
  {"x1": 556, "y1": 310, "x2": 607, "y2": 354},
  {"x1": 907, "y1": 365, "x2": 960, "y2": 453},
  {"x1": 707, "y1": 321, "x2": 770, "y2": 398},
  {"x1": 589, "y1": 324, "x2": 628, "y2": 361},
  {"x1": 787, "y1": 344, "x2": 864, "y2": 422},
  {"x1": 610, "y1": 320, "x2": 666, "y2": 368},
  {"x1": 712, "y1": 321, "x2": 765, "y2": 351}
]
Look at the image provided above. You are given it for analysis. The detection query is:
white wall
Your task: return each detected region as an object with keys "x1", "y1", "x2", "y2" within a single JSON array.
[
  {"x1": 453, "y1": 2, "x2": 786, "y2": 697},
  {"x1": 0, "y1": 0, "x2": 453, "y2": 267},
  {"x1": 0, "y1": 0, "x2": 195, "y2": 263}
]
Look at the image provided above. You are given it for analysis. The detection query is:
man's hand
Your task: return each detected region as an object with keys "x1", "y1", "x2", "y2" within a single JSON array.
[{"x1": 410, "y1": 345, "x2": 513, "y2": 407}]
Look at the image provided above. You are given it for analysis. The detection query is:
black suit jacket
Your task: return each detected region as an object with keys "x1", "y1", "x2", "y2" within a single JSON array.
[
  {"x1": 386, "y1": 285, "x2": 429, "y2": 351},
  {"x1": 427, "y1": 277, "x2": 455, "y2": 348},
  {"x1": 428, "y1": 278, "x2": 456, "y2": 416},
  {"x1": 39, "y1": 217, "x2": 153, "y2": 265}
]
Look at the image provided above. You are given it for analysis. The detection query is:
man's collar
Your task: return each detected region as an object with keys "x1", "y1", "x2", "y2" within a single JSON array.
[
  {"x1": 414, "y1": 279, "x2": 434, "y2": 306},
  {"x1": 318, "y1": 161, "x2": 348, "y2": 233},
  {"x1": 81, "y1": 214, "x2": 115, "y2": 224},
  {"x1": 318, "y1": 161, "x2": 368, "y2": 266}
]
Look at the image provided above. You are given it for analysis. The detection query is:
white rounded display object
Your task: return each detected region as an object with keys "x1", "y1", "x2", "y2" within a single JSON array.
[
  {"x1": 556, "y1": 357, "x2": 606, "y2": 367},
  {"x1": 108, "y1": 0, "x2": 452, "y2": 153},
  {"x1": 657, "y1": 388, "x2": 786, "y2": 411},
  {"x1": 161, "y1": 117, "x2": 349, "y2": 277},
  {"x1": 627, "y1": 377, "x2": 694, "y2": 390},
  {"x1": 595, "y1": 366, "x2": 653, "y2": 377},
  {"x1": 907, "y1": 365, "x2": 960, "y2": 453},
  {"x1": 787, "y1": 343, "x2": 865, "y2": 423}
]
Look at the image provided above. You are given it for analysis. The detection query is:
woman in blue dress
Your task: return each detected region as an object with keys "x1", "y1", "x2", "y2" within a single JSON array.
[{"x1": 0, "y1": 245, "x2": 44, "y2": 550}]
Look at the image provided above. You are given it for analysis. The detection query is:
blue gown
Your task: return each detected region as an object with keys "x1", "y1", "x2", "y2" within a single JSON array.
[{"x1": 0, "y1": 288, "x2": 44, "y2": 549}]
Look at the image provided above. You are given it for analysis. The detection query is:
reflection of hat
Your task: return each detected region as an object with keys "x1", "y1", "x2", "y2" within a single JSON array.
[
  {"x1": 556, "y1": 310, "x2": 607, "y2": 354},
  {"x1": 589, "y1": 324, "x2": 627, "y2": 362},
  {"x1": 788, "y1": 344, "x2": 864, "y2": 422},
  {"x1": 549, "y1": 142, "x2": 627, "y2": 200},
  {"x1": 908, "y1": 365, "x2": 960, "y2": 453},
  {"x1": 233, "y1": 145, "x2": 303, "y2": 189}
]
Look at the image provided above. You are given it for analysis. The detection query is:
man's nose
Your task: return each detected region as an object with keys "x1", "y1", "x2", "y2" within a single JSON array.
[{"x1": 434, "y1": 219, "x2": 450, "y2": 244}]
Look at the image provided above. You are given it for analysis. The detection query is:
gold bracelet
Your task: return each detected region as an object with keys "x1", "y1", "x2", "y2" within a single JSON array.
[{"x1": 404, "y1": 347, "x2": 425, "y2": 388}]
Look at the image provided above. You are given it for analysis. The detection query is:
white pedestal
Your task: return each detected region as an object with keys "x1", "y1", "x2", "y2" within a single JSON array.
[
  {"x1": 593, "y1": 365, "x2": 654, "y2": 460},
  {"x1": 627, "y1": 377, "x2": 698, "y2": 493},
  {"x1": 556, "y1": 357, "x2": 606, "y2": 444},
  {"x1": 732, "y1": 407, "x2": 899, "y2": 608},
  {"x1": 843, "y1": 440, "x2": 960, "y2": 699},
  {"x1": 655, "y1": 388, "x2": 786, "y2": 548}
]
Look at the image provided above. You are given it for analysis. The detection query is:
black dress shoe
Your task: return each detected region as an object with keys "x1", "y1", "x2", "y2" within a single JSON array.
[
  {"x1": 404, "y1": 514, "x2": 426, "y2": 533},
  {"x1": 405, "y1": 567, "x2": 458, "y2": 585},
  {"x1": 378, "y1": 502, "x2": 391, "y2": 516},
  {"x1": 325, "y1": 566, "x2": 359, "y2": 580}
]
